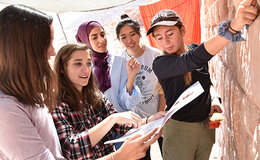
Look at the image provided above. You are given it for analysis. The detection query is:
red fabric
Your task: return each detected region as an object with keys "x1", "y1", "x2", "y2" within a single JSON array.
[
  {"x1": 209, "y1": 121, "x2": 221, "y2": 129},
  {"x1": 139, "y1": 0, "x2": 201, "y2": 48}
]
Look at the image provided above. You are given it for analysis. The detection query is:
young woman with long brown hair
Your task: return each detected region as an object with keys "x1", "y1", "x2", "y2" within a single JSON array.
[
  {"x1": 0, "y1": 5, "x2": 163, "y2": 160},
  {"x1": 0, "y1": 4, "x2": 63, "y2": 159},
  {"x1": 52, "y1": 43, "x2": 165, "y2": 159}
]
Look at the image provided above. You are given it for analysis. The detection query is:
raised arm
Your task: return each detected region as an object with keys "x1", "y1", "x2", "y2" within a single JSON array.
[
  {"x1": 117, "y1": 57, "x2": 141, "y2": 111},
  {"x1": 204, "y1": 0, "x2": 258, "y2": 55},
  {"x1": 158, "y1": 85, "x2": 167, "y2": 112},
  {"x1": 126, "y1": 56, "x2": 140, "y2": 94}
]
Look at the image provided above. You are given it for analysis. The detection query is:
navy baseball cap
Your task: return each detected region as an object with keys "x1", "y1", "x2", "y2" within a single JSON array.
[{"x1": 146, "y1": 9, "x2": 183, "y2": 35}]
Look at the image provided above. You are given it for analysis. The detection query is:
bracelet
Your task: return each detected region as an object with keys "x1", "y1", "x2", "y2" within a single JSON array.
[
  {"x1": 146, "y1": 116, "x2": 150, "y2": 124},
  {"x1": 218, "y1": 19, "x2": 245, "y2": 42},
  {"x1": 111, "y1": 153, "x2": 115, "y2": 160},
  {"x1": 229, "y1": 26, "x2": 239, "y2": 33}
]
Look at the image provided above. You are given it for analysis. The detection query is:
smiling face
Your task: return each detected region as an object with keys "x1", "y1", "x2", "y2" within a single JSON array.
[
  {"x1": 119, "y1": 25, "x2": 142, "y2": 55},
  {"x1": 153, "y1": 25, "x2": 186, "y2": 55},
  {"x1": 89, "y1": 26, "x2": 107, "y2": 53},
  {"x1": 65, "y1": 49, "x2": 92, "y2": 93}
]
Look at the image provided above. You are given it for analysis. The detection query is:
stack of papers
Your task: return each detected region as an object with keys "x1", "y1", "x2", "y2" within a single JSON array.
[{"x1": 105, "y1": 81, "x2": 204, "y2": 144}]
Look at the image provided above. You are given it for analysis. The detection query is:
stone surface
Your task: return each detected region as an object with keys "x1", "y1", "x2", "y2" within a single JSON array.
[{"x1": 201, "y1": 0, "x2": 260, "y2": 159}]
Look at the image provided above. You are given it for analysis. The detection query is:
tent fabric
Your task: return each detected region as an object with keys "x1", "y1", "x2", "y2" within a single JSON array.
[
  {"x1": 139, "y1": 0, "x2": 201, "y2": 48},
  {"x1": 0, "y1": 0, "x2": 134, "y2": 13},
  {"x1": 0, "y1": 0, "x2": 147, "y2": 60}
]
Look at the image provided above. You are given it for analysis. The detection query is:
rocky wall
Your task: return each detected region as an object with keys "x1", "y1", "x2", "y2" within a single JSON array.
[{"x1": 200, "y1": 0, "x2": 260, "y2": 159}]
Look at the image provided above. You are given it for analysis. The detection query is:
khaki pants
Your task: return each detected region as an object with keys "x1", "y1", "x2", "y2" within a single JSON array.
[{"x1": 162, "y1": 119, "x2": 215, "y2": 160}]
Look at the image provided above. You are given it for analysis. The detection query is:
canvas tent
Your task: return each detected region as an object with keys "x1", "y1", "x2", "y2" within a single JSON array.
[
  {"x1": 0, "y1": 0, "x2": 135, "y2": 13},
  {"x1": 0, "y1": 0, "x2": 201, "y2": 57},
  {"x1": 0, "y1": 0, "x2": 147, "y2": 61}
]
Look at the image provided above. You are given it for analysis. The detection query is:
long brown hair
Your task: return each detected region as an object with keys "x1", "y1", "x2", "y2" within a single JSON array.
[
  {"x1": 0, "y1": 5, "x2": 57, "y2": 112},
  {"x1": 54, "y1": 43, "x2": 103, "y2": 111},
  {"x1": 161, "y1": 22, "x2": 192, "y2": 86}
]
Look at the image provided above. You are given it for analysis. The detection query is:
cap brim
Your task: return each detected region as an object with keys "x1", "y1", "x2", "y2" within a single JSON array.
[{"x1": 146, "y1": 21, "x2": 178, "y2": 36}]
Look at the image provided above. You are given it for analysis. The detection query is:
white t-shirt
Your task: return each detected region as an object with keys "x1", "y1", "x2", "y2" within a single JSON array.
[{"x1": 121, "y1": 45, "x2": 162, "y2": 118}]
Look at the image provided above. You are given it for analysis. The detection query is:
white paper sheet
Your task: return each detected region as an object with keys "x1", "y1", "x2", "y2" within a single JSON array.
[{"x1": 105, "y1": 81, "x2": 204, "y2": 144}]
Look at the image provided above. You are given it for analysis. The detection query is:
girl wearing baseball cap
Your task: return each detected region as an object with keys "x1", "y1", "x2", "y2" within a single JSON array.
[{"x1": 147, "y1": 0, "x2": 258, "y2": 159}]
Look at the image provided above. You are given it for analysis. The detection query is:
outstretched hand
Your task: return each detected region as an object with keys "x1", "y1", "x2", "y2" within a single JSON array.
[
  {"x1": 231, "y1": 0, "x2": 258, "y2": 31},
  {"x1": 147, "y1": 111, "x2": 166, "y2": 123},
  {"x1": 111, "y1": 111, "x2": 142, "y2": 128},
  {"x1": 115, "y1": 127, "x2": 163, "y2": 160}
]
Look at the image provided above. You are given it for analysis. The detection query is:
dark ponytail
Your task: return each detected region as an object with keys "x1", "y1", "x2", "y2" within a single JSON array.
[{"x1": 120, "y1": 14, "x2": 129, "y2": 19}]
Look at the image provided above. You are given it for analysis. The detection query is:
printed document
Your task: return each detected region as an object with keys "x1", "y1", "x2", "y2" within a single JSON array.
[{"x1": 105, "y1": 81, "x2": 204, "y2": 144}]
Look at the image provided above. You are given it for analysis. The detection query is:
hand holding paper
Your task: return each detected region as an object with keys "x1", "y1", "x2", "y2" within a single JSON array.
[{"x1": 105, "y1": 81, "x2": 204, "y2": 144}]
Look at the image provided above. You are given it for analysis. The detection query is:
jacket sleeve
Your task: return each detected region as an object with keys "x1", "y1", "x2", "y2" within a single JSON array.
[
  {"x1": 153, "y1": 43, "x2": 213, "y2": 79},
  {"x1": 118, "y1": 84, "x2": 141, "y2": 111},
  {"x1": 117, "y1": 65, "x2": 141, "y2": 111},
  {"x1": 113, "y1": 55, "x2": 141, "y2": 111}
]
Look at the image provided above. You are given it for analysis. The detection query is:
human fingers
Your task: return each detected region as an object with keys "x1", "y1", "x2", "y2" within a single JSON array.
[
  {"x1": 232, "y1": 1, "x2": 258, "y2": 30},
  {"x1": 132, "y1": 59, "x2": 140, "y2": 69},
  {"x1": 114, "y1": 112, "x2": 136, "y2": 126},
  {"x1": 125, "y1": 123, "x2": 134, "y2": 127},
  {"x1": 130, "y1": 112, "x2": 142, "y2": 127},
  {"x1": 241, "y1": 0, "x2": 256, "y2": 6},
  {"x1": 117, "y1": 134, "x2": 145, "y2": 160},
  {"x1": 121, "y1": 112, "x2": 142, "y2": 128},
  {"x1": 209, "y1": 106, "x2": 216, "y2": 116},
  {"x1": 209, "y1": 105, "x2": 223, "y2": 116},
  {"x1": 136, "y1": 127, "x2": 159, "y2": 144},
  {"x1": 242, "y1": 6, "x2": 258, "y2": 22},
  {"x1": 148, "y1": 111, "x2": 166, "y2": 122},
  {"x1": 251, "y1": 0, "x2": 257, "y2": 6},
  {"x1": 215, "y1": 106, "x2": 223, "y2": 113},
  {"x1": 242, "y1": 12, "x2": 257, "y2": 24},
  {"x1": 127, "y1": 57, "x2": 135, "y2": 66},
  {"x1": 244, "y1": 4, "x2": 258, "y2": 13},
  {"x1": 240, "y1": 2, "x2": 258, "y2": 24},
  {"x1": 130, "y1": 111, "x2": 142, "y2": 121},
  {"x1": 144, "y1": 128, "x2": 163, "y2": 147},
  {"x1": 126, "y1": 133, "x2": 142, "y2": 142},
  {"x1": 155, "y1": 111, "x2": 166, "y2": 118},
  {"x1": 213, "y1": 105, "x2": 223, "y2": 113}
]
